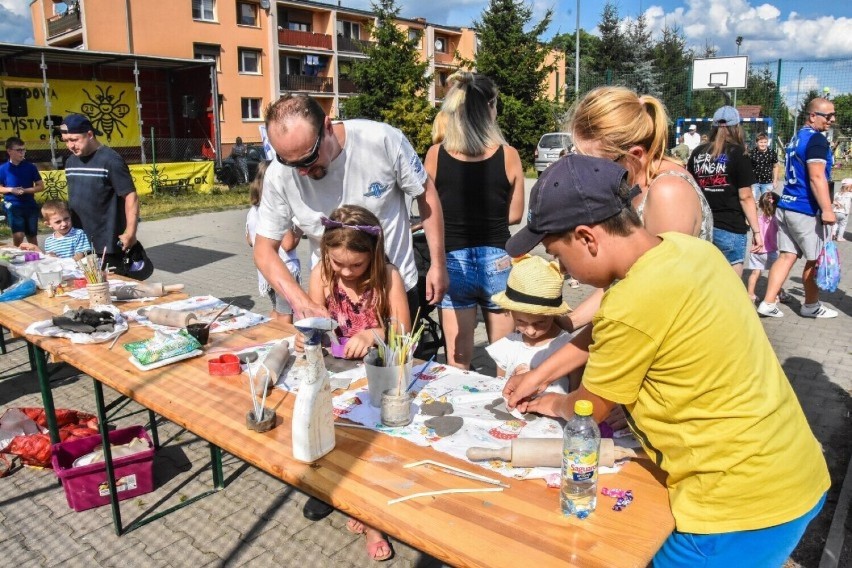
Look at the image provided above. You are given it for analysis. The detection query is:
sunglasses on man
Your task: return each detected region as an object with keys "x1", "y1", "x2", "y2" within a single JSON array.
[
  {"x1": 812, "y1": 111, "x2": 836, "y2": 120},
  {"x1": 275, "y1": 126, "x2": 324, "y2": 168}
]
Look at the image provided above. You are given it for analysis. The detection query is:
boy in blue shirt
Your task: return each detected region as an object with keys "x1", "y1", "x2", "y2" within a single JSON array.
[
  {"x1": 0, "y1": 137, "x2": 44, "y2": 247},
  {"x1": 21, "y1": 200, "x2": 91, "y2": 260}
]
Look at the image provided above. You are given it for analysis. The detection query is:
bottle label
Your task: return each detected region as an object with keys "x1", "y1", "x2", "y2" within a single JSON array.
[{"x1": 564, "y1": 450, "x2": 598, "y2": 482}]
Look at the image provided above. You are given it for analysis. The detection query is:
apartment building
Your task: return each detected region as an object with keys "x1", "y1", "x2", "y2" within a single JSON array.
[{"x1": 30, "y1": 1, "x2": 564, "y2": 152}]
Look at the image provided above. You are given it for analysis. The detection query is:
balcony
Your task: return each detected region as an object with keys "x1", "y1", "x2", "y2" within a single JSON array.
[
  {"x1": 434, "y1": 50, "x2": 456, "y2": 66},
  {"x1": 278, "y1": 29, "x2": 332, "y2": 50},
  {"x1": 337, "y1": 36, "x2": 375, "y2": 54},
  {"x1": 47, "y1": 10, "x2": 82, "y2": 39},
  {"x1": 339, "y1": 78, "x2": 358, "y2": 94},
  {"x1": 280, "y1": 75, "x2": 334, "y2": 93}
]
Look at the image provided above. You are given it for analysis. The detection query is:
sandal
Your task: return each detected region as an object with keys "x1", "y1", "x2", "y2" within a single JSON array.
[
  {"x1": 365, "y1": 531, "x2": 393, "y2": 562},
  {"x1": 346, "y1": 518, "x2": 365, "y2": 535}
]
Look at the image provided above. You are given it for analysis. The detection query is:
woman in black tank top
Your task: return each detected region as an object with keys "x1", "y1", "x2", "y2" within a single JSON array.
[{"x1": 424, "y1": 72, "x2": 525, "y2": 370}]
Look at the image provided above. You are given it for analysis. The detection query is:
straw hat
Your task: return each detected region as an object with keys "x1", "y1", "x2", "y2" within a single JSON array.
[{"x1": 491, "y1": 255, "x2": 571, "y2": 316}]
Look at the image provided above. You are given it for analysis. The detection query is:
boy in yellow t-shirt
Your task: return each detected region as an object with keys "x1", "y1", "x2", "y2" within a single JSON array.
[{"x1": 503, "y1": 154, "x2": 829, "y2": 566}]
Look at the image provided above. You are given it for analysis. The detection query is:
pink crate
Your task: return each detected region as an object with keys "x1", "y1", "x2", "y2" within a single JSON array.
[{"x1": 51, "y1": 425, "x2": 154, "y2": 512}]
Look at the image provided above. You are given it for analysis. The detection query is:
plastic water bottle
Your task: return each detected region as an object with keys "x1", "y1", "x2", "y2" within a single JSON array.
[{"x1": 560, "y1": 400, "x2": 600, "y2": 519}]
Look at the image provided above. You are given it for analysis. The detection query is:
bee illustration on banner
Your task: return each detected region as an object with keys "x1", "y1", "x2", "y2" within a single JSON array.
[{"x1": 80, "y1": 85, "x2": 130, "y2": 142}]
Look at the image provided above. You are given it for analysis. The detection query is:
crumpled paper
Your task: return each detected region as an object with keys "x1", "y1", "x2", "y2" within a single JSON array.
[{"x1": 25, "y1": 304, "x2": 128, "y2": 344}]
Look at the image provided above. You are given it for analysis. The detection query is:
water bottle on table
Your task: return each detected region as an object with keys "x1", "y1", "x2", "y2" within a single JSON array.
[{"x1": 561, "y1": 399, "x2": 600, "y2": 519}]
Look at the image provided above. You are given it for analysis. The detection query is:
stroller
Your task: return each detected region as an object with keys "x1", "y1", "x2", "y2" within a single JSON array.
[{"x1": 410, "y1": 221, "x2": 444, "y2": 361}]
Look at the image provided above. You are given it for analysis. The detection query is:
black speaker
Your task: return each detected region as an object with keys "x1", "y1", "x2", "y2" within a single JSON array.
[
  {"x1": 7, "y1": 88, "x2": 28, "y2": 117},
  {"x1": 182, "y1": 95, "x2": 198, "y2": 118}
]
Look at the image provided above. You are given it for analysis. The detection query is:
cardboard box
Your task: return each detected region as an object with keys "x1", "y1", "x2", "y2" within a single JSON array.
[{"x1": 51, "y1": 425, "x2": 154, "y2": 512}]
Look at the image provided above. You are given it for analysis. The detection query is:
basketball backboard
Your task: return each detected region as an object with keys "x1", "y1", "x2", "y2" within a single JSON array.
[{"x1": 692, "y1": 56, "x2": 749, "y2": 90}]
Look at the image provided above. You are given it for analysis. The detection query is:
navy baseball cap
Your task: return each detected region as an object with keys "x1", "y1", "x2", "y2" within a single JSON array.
[
  {"x1": 505, "y1": 154, "x2": 630, "y2": 257},
  {"x1": 60, "y1": 114, "x2": 103, "y2": 136}
]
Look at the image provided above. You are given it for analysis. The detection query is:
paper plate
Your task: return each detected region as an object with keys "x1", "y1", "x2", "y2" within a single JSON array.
[{"x1": 128, "y1": 349, "x2": 204, "y2": 371}]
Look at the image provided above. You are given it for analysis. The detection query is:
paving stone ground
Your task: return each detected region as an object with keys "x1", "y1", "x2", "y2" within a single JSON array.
[{"x1": 1, "y1": 181, "x2": 851, "y2": 567}]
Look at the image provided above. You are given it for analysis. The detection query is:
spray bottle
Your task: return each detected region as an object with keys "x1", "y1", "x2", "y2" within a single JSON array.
[{"x1": 291, "y1": 317, "x2": 337, "y2": 463}]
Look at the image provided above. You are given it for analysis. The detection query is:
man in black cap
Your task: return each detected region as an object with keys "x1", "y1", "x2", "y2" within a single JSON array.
[
  {"x1": 61, "y1": 113, "x2": 145, "y2": 278},
  {"x1": 501, "y1": 154, "x2": 827, "y2": 566}
]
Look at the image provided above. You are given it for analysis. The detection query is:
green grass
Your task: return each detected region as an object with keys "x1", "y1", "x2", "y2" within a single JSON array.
[{"x1": 0, "y1": 184, "x2": 250, "y2": 240}]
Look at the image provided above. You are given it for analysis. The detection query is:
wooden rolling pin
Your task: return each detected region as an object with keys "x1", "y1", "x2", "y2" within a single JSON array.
[
  {"x1": 258, "y1": 340, "x2": 291, "y2": 392},
  {"x1": 466, "y1": 438, "x2": 637, "y2": 468},
  {"x1": 114, "y1": 283, "x2": 184, "y2": 300},
  {"x1": 144, "y1": 307, "x2": 198, "y2": 327}
]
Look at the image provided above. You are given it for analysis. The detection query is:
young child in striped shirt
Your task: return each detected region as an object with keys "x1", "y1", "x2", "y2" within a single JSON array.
[{"x1": 20, "y1": 200, "x2": 91, "y2": 260}]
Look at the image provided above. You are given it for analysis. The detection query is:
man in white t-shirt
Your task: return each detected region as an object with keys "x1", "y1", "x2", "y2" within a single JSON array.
[
  {"x1": 683, "y1": 123, "x2": 701, "y2": 154},
  {"x1": 255, "y1": 94, "x2": 448, "y2": 320}
]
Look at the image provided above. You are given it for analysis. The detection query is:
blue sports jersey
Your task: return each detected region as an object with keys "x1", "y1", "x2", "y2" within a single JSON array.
[{"x1": 780, "y1": 126, "x2": 832, "y2": 216}]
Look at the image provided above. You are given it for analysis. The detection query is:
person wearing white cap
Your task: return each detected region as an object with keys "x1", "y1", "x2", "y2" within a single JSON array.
[
  {"x1": 683, "y1": 123, "x2": 701, "y2": 153},
  {"x1": 832, "y1": 178, "x2": 852, "y2": 241},
  {"x1": 687, "y1": 105, "x2": 762, "y2": 278}
]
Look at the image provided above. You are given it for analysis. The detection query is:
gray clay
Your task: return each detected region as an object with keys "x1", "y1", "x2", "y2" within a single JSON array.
[
  {"x1": 425, "y1": 416, "x2": 464, "y2": 437},
  {"x1": 420, "y1": 401, "x2": 454, "y2": 416},
  {"x1": 485, "y1": 398, "x2": 537, "y2": 422}
]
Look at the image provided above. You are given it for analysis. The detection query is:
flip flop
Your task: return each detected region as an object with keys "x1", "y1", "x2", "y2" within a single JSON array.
[
  {"x1": 346, "y1": 518, "x2": 365, "y2": 535},
  {"x1": 365, "y1": 535, "x2": 393, "y2": 562}
]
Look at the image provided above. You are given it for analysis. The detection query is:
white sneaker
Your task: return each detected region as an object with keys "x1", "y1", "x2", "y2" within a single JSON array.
[
  {"x1": 757, "y1": 302, "x2": 784, "y2": 318},
  {"x1": 799, "y1": 303, "x2": 838, "y2": 318}
]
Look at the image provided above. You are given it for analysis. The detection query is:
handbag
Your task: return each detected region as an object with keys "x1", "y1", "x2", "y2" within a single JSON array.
[{"x1": 815, "y1": 227, "x2": 841, "y2": 292}]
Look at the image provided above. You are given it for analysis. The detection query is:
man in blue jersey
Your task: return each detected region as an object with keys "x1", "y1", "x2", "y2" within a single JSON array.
[
  {"x1": 0, "y1": 137, "x2": 45, "y2": 246},
  {"x1": 757, "y1": 98, "x2": 837, "y2": 319}
]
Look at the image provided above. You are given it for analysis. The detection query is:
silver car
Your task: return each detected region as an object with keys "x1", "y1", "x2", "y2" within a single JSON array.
[{"x1": 534, "y1": 132, "x2": 573, "y2": 176}]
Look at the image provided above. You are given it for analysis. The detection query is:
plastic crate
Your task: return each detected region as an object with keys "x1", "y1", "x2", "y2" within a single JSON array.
[{"x1": 51, "y1": 425, "x2": 154, "y2": 512}]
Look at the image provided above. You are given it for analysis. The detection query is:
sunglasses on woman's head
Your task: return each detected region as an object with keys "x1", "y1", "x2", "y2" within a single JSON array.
[{"x1": 276, "y1": 126, "x2": 324, "y2": 168}]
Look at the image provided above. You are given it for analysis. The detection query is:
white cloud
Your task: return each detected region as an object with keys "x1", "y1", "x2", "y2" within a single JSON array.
[
  {"x1": 0, "y1": 5, "x2": 34, "y2": 45},
  {"x1": 0, "y1": 0, "x2": 29, "y2": 17}
]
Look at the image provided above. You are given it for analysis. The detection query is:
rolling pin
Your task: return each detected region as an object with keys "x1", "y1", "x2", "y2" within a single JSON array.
[
  {"x1": 144, "y1": 307, "x2": 198, "y2": 327},
  {"x1": 466, "y1": 438, "x2": 637, "y2": 468},
  {"x1": 258, "y1": 340, "x2": 291, "y2": 391},
  {"x1": 114, "y1": 283, "x2": 184, "y2": 300}
]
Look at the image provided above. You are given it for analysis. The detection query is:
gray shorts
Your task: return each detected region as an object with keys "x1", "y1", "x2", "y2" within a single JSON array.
[{"x1": 775, "y1": 209, "x2": 823, "y2": 261}]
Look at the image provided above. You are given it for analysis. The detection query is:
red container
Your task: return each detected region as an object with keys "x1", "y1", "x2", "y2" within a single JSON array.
[{"x1": 51, "y1": 425, "x2": 154, "y2": 512}]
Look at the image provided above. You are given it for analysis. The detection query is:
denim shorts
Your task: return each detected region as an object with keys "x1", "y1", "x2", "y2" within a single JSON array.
[
  {"x1": 712, "y1": 228, "x2": 747, "y2": 265},
  {"x1": 653, "y1": 492, "x2": 825, "y2": 567},
  {"x1": 439, "y1": 246, "x2": 511, "y2": 311},
  {"x1": 752, "y1": 183, "x2": 774, "y2": 203},
  {"x1": 5, "y1": 202, "x2": 40, "y2": 236},
  {"x1": 267, "y1": 266, "x2": 300, "y2": 316}
]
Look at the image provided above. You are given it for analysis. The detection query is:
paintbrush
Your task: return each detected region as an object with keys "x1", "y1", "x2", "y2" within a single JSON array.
[{"x1": 204, "y1": 302, "x2": 233, "y2": 330}]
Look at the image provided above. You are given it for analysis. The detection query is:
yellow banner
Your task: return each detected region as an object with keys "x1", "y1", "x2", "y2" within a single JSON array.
[
  {"x1": 38, "y1": 161, "x2": 215, "y2": 200},
  {"x1": 0, "y1": 77, "x2": 140, "y2": 148}
]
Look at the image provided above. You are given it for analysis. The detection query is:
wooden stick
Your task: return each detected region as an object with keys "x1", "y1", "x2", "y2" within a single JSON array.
[
  {"x1": 388, "y1": 487, "x2": 503, "y2": 505},
  {"x1": 108, "y1": 332, "x2": 122, "y2": 350},
  {"x1": 404, "y1": 459, "x2": 508, "y2": 487},
  {"x1": 333, "y1": 421, "x2": 373, "y2": 430}
]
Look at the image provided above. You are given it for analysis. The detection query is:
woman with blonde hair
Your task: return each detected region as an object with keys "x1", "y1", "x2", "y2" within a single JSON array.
[
  {"x1": 425, "y1": 71, "x2": 525, "y2": 370},
  {"x1": 503, "y1": 85, "x2": 715, "y2": 409}
]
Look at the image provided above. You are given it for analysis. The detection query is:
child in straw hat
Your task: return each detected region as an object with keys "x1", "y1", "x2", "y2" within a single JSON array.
[{"x1": 486, "y1": 254, "x2": 580, "y2": 394}]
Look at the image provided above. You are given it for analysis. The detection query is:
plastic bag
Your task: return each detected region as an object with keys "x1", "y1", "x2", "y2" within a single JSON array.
[
  {"x1": 0, "y1": 278, "x2": 37, "y2": 302},
  {"x1": 124, "y1": 329, "x2": 201, "y2": 365},
  {"x1": 816, "y1": 228, "x2": 841, "y2": 292}
]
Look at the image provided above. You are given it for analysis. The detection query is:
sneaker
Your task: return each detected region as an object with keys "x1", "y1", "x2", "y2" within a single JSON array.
[
  {"x1": 757, "y1": 302, "x2": 784, "y2": 318},
  {"x1": 799, "y1": 303, "x2": 838, "y2": 319},
  {"x1": 777, "y1": 290, "x2": 792, "y2": 303}
]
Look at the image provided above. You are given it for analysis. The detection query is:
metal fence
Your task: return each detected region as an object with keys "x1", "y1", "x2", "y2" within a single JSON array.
[
  {"x1": 565, "y1": 57, "x2": 852, "y2": 150},
  {"x1": 23, "y1": 137, "x2": 215, "y2": 168}
]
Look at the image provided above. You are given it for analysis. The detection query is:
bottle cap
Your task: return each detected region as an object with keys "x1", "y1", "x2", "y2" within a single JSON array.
[{"x1": 574, "y1": 400, "x2": 593, "y2": 416}]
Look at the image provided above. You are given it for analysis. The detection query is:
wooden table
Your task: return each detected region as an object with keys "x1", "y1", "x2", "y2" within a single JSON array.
[{"x1": 0, "y1": 287, "x2": 675, "y2": 568}]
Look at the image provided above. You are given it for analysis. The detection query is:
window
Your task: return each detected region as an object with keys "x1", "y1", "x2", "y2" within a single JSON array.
[
  {"x1": 336, "y1": 20, "x2": 360, "y2": 39},
  {"x1": 408, "y1": 29, "x2": 421, "y2": 47},
  {"x1": 242, "y1": 98, "x2": 262, "y2": 120},
  {"x1": 193, "y1": 43, "x2": 221, "y2": 72},
  {"x1": 192, "y1": 0, "x2": 216, "y2": 22},
  {"x1": 238, "y1": 49, "x2": 261, "y2": 74},
  {"x1": 237, "y1": 2, "x2": 257, "y2": 26},
  {"x1": 287, "y1": 21, "x2": 309, "y2": 31},
  {"x1": 285, "y1": 57, "x2": 302, "y2": 75}
]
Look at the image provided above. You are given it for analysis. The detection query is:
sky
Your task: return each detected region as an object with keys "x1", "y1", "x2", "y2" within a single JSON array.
[{"x1": 4, "y1": 0, "x2": 850, "y2": 101}]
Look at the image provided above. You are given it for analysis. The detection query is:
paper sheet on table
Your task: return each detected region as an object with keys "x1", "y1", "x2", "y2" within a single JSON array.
[
  {"x1": 231, "y1": 340, "x2": 358, "y2": 392},
  {"x1": 123, "y1": 296, "x2": 268, "y2": 333},
  {"x1": 61, "y1": 280, "x2": 159, "y2": 302},
  {"x1": 333, "y1": 364, "x2": 631, "y2": 480}
]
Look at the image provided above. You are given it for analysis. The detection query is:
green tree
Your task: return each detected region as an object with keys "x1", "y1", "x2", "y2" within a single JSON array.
[
  {"x1": 380, "y1": 83, "x2": 437, "y2": 155},
  {"x1": 594, "y1": 2, "x2": 630, "y2": 81},
  {"x1": 833, "y1": 94, "x2": 852, "y2": 138},
  {"x1": 467, "y1": 0, "x2": 564, "y2": 166},
  {"x1": 651, "y1": 25, "x2": 692, "y2": 123},
  {"x1": 551, "y1": 29, "x2": 601, "y2": 101},
  {"x1": 340, "y1": 0, "x2": 431, "y2": 151}
]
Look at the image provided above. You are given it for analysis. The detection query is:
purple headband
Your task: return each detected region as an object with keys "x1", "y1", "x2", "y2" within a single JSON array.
[{"x1": 320, "y1": 216, "x2": 382, "y2": 236}]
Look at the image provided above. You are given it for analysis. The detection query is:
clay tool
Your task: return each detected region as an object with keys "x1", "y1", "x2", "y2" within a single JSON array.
[
  {"x1": 406, "y1": 356, "x2": 435, "y2": 392},
  {"x1": 203, "y1": 302, "x2": 233, "y2": 330},
  {"x1": 113, "y1": 283, "x2": 184, "y2": 300},
  {"x1": 466, "y1": 438, "x2": 637, "y2": 469},
  {"x1": 502, "y1": 397, "x2": 525, "y2": 420},
  {"x1": 334, "y1": 421, "x2": 373, "y2": 430},
  {"x1": 388, "y1": 487, "x2": 503, "y2": 505},
  {"x1": 404, "y1": 459, "x2": 509, "y2": 488}
]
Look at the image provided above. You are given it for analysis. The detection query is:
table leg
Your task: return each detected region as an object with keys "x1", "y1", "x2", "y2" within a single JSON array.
[
  {"x1": 148, "y1": 410, "x2": 160, "y2": 450},
  {"x1": 93, "y1": 378, "x2": 124, "y2": 536},
  {"x1": 33, "y1": 343, "x2": 60, "y2": 445},
  {"x1": 210, "y1": 444, "x2": 224, "y2": 489},
  {"x1": 0, "y1": 326, "x2": 7, "y2": 354}
]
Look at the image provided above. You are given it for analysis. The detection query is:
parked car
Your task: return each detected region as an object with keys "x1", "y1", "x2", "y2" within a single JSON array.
[
  {"x1": 215, "y1": 143, "x2": 267, "y2": 187},
  {"x1": 534, "y1": 132, "x2": 573, "y2": 176}
]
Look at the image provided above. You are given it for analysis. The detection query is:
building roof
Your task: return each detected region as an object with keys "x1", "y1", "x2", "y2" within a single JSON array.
[
  {"x1": 0, "y1": 42, "x2": 214, "y2": 71},
  {"x1": 737, "y1": 105, "x2": 763, "y2": 119}
]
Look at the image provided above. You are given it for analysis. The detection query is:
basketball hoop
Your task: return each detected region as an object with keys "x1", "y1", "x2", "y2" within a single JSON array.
[{"x1": 708, "y1": 82, "x2": 724, "y2": 89}]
